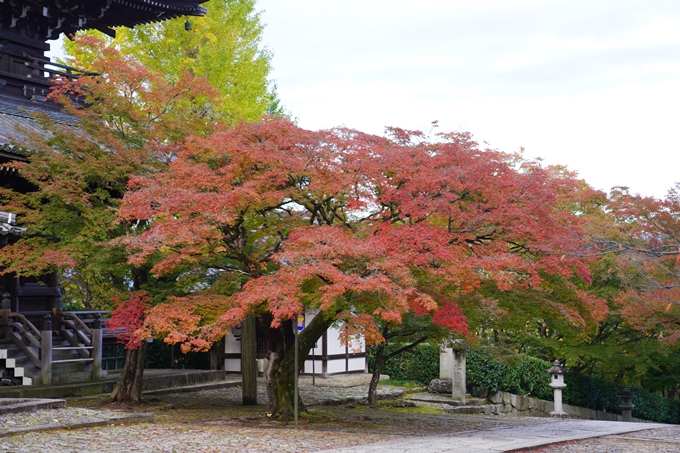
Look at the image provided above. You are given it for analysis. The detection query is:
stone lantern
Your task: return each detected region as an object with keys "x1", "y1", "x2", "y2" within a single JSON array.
[
  {"x1": 548, "y1": 360, "x2": 567, "y2": 418},
  {"x1": 617, "y1": 387, "x2": 636, "y2": 422}
]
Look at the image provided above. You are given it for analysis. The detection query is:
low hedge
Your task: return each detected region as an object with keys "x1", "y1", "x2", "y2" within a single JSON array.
[
  {"x1": 370, "y1": 343, "x2": 680, "y2": 423},
  {"x1": 564, "y1": 372, "x2": 680, "y2": 424},
  {"x1": 467, "y1": 349, "x2": 553, "y2": 400},
  {"x1": 367, "y1": 343, "x2": 440, "y2": 385}
]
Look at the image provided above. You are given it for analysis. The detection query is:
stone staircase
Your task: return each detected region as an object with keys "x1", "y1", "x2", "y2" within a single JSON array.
[
  {"x1": 0, "y1": 311, "x2": 103, "y2": 386},
  {"x1": 0, "y1": 334, "x2": 95, "y2": 386},
  {"x1": 405, "y1": 393, "x2": 491, "y2": 414}
]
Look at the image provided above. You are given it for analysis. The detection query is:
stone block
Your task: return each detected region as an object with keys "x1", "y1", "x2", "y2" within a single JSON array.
[
  {"x1": 428, "y1": 379, "x2": 452, "y2": 394},
  {"x1": 538, "y1": 400, "x2": 553, "y2": 415},
  {"x1": 488, "y1": 391, "x2": 502, "y2": 404},
  {"x1": 517, "y1": 395, "x2": 530, "y2": 411}
]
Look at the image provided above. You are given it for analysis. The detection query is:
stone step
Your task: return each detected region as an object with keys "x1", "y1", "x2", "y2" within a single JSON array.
[
  {"x1": 52, "y1": 360, "x2": 91, "y2": 374},
  {"x1": 406, "y1": 394, "x2": 487, "y2": 406},
  {"x1": 444, "y1": 404, "x2": 503, "y2": 415},
  {"x1": 52, "y1": 370, "x2": 94, "y2": 384}
]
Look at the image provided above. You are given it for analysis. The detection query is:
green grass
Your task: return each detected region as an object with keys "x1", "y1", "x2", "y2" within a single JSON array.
[{"x1": 381, "y1": 379, "x2": 423, "y2": 389}]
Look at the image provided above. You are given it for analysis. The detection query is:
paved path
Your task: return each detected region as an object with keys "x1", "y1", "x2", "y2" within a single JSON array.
[{"x1": 318, "y1": 420, "x2": 669, "y2": 453}]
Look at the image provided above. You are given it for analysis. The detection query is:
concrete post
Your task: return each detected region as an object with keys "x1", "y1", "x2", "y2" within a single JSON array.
[
  {"x1": 40, "y1": 315, "x2": 52, "y2": 385},
  {"x1": 451, "y1": 349, "x2": 466, "y2": 402},
  {"x1": 209, "y1": 342, "x2": 217, "y2": 371},
  {"x1": 91, "y1": 314, "x2": 103, "y2": 380},
  {"x1": 440, "y1": 347, "x2": 453, "y2": 379}
]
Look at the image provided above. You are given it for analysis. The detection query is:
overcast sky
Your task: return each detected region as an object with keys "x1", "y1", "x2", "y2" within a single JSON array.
[{"x1": 256, "y1": 0, "x2": 680, "y2": 199}]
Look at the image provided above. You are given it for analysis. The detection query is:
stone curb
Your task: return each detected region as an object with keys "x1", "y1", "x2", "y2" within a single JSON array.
[
  {"x1": 0, "y1": 413, "x2": 153, "y2": 438},
  {"x1": 142, "y1": 379, "x2": 241, "y2": 396},
  {"x1": 502, "y1": 426, "x2": 669, "y2": 453},
  {"x1": 0, "y1": 398, "x2": 66, "y2": 415}
]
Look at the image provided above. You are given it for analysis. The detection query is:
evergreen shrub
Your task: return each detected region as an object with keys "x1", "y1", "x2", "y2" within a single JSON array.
[{"x1": 367, "y1": 343, "x2": 440, "y2": 385}]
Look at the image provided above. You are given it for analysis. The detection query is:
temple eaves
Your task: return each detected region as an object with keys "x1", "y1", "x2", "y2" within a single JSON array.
[{"x1": 1, "y1": 0, "x2": 210, "y2": 41}]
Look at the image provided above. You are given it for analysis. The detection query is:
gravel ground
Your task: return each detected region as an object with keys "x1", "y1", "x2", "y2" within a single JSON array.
[
  {"x1": 0, "y1": 381, "x2": 548, "y2": 453},
  {"x1": 1, "y1": 380, "x2": 679, "y2": 453},
  {"x1": 522, "y1": 426, "x2": 680, "y2": 453}
]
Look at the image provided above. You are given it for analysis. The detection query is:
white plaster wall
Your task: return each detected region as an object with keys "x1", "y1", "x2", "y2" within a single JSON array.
[
  {"x1": 224, "y1": 331, "x2": 241, "y2": 354},
  {"x1": 224, "y1": 358, "x2": 241, "y2": 373},
  {"x1": 326, "y1": 326, "x2": 347, "y2": 355},
  {"x1": 327, "y1": 358, "x2": 347, "y2": 374},
  {"x1": 303, "y1": 359, "x2": 324, "y2": 374},
  {"x1": 347, "y1": 357, "x2": 366, "y2": 372}
]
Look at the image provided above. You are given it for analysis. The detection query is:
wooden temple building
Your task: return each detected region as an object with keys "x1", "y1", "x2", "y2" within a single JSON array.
[{"x1": 0, "y1": 0, "x2": 209, "y2": 386}]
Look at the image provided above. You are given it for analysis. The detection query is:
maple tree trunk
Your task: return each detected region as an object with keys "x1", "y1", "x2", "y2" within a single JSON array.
[
  {"x1": 368, "y1": 343, "x2": 385, "y2": 406},
  {"x1": 265, "y1": 312, "x2": 334, "y2": 419},
  {"x1": 109, "y1": 341, "x2": 147, "y2": 403}
]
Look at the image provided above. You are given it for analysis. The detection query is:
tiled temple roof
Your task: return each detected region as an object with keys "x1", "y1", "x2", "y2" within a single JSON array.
[
  {"x1": 0, "y1": 97, "x2": 75, "y2": 147},
  {"x1": 1, "y1": 0, "x2": 209, "y2": 40},
  {"x1": 0, "y1": 98, "x2": 76, "y2": 192}
]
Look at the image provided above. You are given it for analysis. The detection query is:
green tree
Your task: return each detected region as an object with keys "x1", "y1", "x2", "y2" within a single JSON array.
[
  {"x1": 63, "y1": 0, "x2": 282, "y2": 122},
  {"x1": 0, "y1": 35, "x2": 216, "y2": 402}
]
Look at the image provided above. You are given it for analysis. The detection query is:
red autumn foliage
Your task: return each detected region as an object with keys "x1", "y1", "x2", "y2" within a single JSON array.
[
  {"x1": 600, "y1": 184, "x2": 680, "y2": 344},
  {"x1": 105, "y1": 292, "x2": 150, "y2": 349},
  {"x1": 114, "y1": 118, "x2": 601, "y2": 350}
]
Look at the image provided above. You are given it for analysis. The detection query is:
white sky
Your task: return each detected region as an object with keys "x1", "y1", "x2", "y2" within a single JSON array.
[
  {"x1": 47, "y1": 0, "x2": 679, "y2": 199},
  {"x1": 255, "y1": 0, "x2": 680, "y2": 199}
]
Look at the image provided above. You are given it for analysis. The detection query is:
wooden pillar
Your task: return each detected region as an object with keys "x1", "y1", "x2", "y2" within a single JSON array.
[
  {"x1": 241, "y1": 314, "x2": 257, "y2": 405},
  {"x1": 91, "y1": 315, "x2": 103, "y2": 380},
  {"x1": 40, "y1": 315, "x2": 52, "y2": 385},
  {"x1": 51, "y1": 296, "x2": 62, "y2": 331},
  {"x1": 1, "y1": 292, "x2": 10, "y2": 340},
  {"x1": 209, "y1": 342, "x2": 217, "y2": 371}
]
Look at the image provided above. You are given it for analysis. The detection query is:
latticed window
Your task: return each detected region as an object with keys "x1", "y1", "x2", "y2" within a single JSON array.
[{"x1": 102, "y1": 344, "x2": 126, "y2": 370}]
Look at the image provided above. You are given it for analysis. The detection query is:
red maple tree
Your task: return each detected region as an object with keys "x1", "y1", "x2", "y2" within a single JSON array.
[{"x1": 117, "y1": 120, "x2": 603, "y2": 416}]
